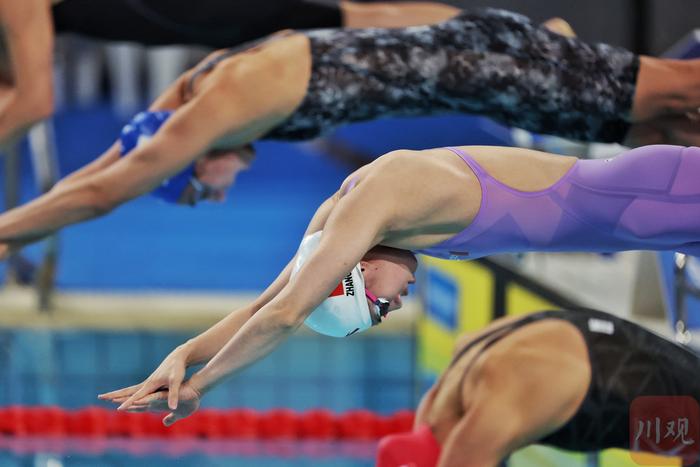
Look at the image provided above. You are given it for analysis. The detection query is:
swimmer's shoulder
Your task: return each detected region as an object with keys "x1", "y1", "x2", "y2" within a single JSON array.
[
  {"x1": 482, "y1": 318, "x2": 589, "y2": 372},
  {"x1": 457, "y1": 145, "x2": 579, "y2": 173},
  {"x1": 373, "y1": 147, "x2": 469, "y2": 173},
  {"x1": 338, "y1": 148, "x2": 478, "y2": 198},
  {"x1": 211, "y1": 31, "x2": 310, "y2": 82}
]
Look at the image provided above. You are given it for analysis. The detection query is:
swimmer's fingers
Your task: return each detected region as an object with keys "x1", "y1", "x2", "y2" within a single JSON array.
[
  {"x1": 124, "y1": 405, "x2": 150, "y2": 413},
  {"x1": 113, "y1": 391, "x2": 167, "y2": 407},
  {"x1": 98, "y1": 383, "x2": 144, "y2": 401},
  {"x1": 106, "y1": 396, "x2": 132, "y2": 405},
  {"x1": 117, "y1": 381, "x2": 163, "y2": 411},
  {"x1": 162, "y1": 405, "x2": 195, "y2": 427},
  {"x1": 162, "y1": 412, "x2": 178, "y2": 427},
  {"x1": 137, "y1": 391, "x2": 169, "y2": 408},
  {"x1": 167, "y1": 366, "x2": 186, "y2": 411},
  {"x1": 121, "y1": 393, "x2": 171, "y2": 414}
]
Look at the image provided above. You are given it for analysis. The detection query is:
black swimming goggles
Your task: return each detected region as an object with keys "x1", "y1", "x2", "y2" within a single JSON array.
[
  {"x1": 365, "y1": 290, "x2": 391, "y2": 325},
  {"x1": 186, "y1": 177, "x2": 216, "y2": 206}
]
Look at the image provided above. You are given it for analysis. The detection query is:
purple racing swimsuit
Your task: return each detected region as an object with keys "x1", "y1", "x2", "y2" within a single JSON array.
[{"x1": 418, "y1": 145, "x2": 700, "y2": 260}]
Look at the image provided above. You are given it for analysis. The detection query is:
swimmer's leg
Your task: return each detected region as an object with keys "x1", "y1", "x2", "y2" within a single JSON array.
[
  {"x1": 428, "y1": 9, "x2": 638, "y2": 143},
  {"x1": 437, "y1": 9, "x2": 700, "y2": 143}
]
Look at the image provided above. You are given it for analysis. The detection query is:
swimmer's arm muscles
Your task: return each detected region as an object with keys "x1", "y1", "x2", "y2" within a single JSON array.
[
  {"x1": 178, "y1": 194, "x2": 339, "y2": 364},
  {"x1": 439, "y1": 353, "x2": 585, "y2": 467},
  {"x1": 51, "y1": 72, "x2": 193, "y2": 191},
  {"x1": 54, "y1": 69, "x2": 195, "y2": 188},
  {"x1": 438, "y1": 365, "x2": 530, "y2": 467},
  {"x1": 187, "y1": 181, "x2": 391, "y2": 393},
  {"x1": 414, "y1": 384, "x2": 437, "y2": 427},
  {"x1": 0, "y1": 129, "x2": 179, "y2": 248},
  {"x1": 438, "y1": 404, "x2": 520, "y2": 467},
  {"x1": 179, "y1": 259, "x2": 297, "y2": 364},
  {"x1": 0, "y1": 116, "x2": 206, "y2": 245},
  {"x1": 52, "y1": 66, "x2": 195, "y2": 190},
  {"x1": 0, "y1": 36, "x2": 306, "y2": 246},
  {"x1": 0, "y1": 66, "x2": 286, "y2": 245}
]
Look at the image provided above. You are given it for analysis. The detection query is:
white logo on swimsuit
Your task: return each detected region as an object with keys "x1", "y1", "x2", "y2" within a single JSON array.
[{"x1": 588, "y1": 318, "x2": 614, "y2": 335}]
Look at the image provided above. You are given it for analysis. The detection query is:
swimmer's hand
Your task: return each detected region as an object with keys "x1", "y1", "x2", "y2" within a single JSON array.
[
  {"x1": 98, "y1": 344, "x2": 190, "y2": 412},
  {"x1": 111, "y1": 380, "x2": 203, "y2": 427}
]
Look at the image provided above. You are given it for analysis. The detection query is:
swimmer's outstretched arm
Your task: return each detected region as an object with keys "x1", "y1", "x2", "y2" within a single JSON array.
[
  {"x1": 112, "y1": 175, "x2": 394, "y2": 420},
  {"x1": 0, "y1": 40, "x2": 310, "y2": 254},
  {"x1": 0, "y1": 0, "x2": 54, "y2": 144},
  {"x1": 187, "y1": 186, "x2": 389, "y2": 389},
  {"x1": 0, "y1": 109, "x2": 214, "y2": 247},
  {"x1": 46, "y1": 64, "x2": 198, "y2": 194},
  {"x1": 100, "y1": 258, "x2": 298, "y2": 411},
  {"x1": 49, "y1": 59, "x2": 202, "y2": 192},
  {"x1": 100, "y1": 194, "x2": 340, "y2": 411}
]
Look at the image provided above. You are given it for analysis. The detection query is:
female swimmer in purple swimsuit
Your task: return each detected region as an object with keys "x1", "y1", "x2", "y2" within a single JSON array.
[{"x1": 101, "y1": 143, "x2": 700, "y2": 425}]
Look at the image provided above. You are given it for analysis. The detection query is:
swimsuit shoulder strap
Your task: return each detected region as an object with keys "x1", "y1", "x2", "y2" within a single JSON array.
[
  {"x1": 449, "y1": 313, "x2": 549, "y2": 372},
  {"x1": 445, "y1": 146, "x2": 490, "y2": 178}
]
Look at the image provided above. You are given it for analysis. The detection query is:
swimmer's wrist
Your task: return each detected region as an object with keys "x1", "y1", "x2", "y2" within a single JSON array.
[
  {"x1": 188, "y1": 365, "x2": 220, "y2": 395},
  {"x1": 177, "y1": 340, "x2": 200, "y2": 365}
]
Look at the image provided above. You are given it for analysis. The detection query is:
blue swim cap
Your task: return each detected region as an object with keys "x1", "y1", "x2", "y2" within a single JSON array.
[{"x1": 120, "y1": 110, "x2": 196, "y2": 204}]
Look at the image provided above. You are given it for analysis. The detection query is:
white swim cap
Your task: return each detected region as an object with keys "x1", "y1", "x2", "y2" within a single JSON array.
[{"x1": 292, "y1": 231, "x2": 376, "y2": 338}]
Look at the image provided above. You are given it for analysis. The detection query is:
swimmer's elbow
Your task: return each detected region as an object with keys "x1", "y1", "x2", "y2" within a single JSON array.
[
  {"x1": 19, "y1": 81, "x2": 55, "y2": 123},
  {"x1": 30, "y1": 91, "x2": 54, "y2": 122},
  {"x1": 19, "y1": 99, "x2": 54, "y2": 126},
  {"x1": 72, "y1": 182, "x2": 120, "y2": 217},
  {"x1": 266, "y1": 296, "x2": 308, "y2": 330}
]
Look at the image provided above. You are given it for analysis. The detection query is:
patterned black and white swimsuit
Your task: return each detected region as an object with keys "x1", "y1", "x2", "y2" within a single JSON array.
[{"x1": 264, "y1": 8, "x2": 639, "y2": 143}]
